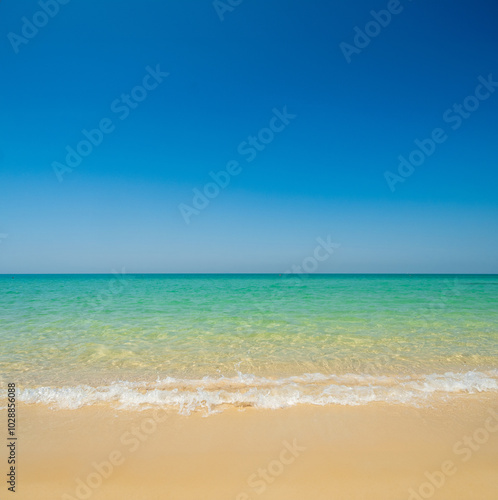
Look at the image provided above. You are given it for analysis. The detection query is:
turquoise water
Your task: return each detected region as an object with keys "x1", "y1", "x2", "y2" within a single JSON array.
[{"x1": 1, "y1": 274, "x2": 497, "y2": 411}]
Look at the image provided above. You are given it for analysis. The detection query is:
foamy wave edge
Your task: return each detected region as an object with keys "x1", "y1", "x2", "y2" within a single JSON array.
[{"x1": 3, "y1": 371, "x2": 498, "y2": 414}]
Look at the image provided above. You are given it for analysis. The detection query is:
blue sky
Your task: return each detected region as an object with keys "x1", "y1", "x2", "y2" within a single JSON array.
[{"x1": 0, "y1": 0, "x2": 497, "y2": 273}]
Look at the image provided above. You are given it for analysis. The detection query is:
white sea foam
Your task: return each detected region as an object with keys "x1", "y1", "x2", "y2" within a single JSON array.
[{"x1": 7, "y1": 370, "x2": 498, "y2": 414}]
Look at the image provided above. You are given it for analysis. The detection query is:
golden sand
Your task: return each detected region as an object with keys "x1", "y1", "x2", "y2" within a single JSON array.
[{"x1": 2, "y1": 397, "x2": 498, "y2": 499}]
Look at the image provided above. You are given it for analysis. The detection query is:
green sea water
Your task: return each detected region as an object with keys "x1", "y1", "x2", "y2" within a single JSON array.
[{"x1": 1, "y1": 274, "x2": 497, "y2": 412}]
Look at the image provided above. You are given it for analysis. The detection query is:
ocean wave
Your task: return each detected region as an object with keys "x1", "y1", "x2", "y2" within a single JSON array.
[{"x1": 4, "y1": 370, "x2": 498, "y2": 414}]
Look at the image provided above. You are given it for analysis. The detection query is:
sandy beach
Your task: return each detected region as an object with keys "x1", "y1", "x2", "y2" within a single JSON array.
[{"x1": 3, "y1": 396, "x2": 498, "y2": 500}]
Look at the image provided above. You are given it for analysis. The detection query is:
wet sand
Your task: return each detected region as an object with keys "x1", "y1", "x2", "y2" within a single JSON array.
[{"x1": 2, "y1": 397, "x2": 498, "y2": 500}]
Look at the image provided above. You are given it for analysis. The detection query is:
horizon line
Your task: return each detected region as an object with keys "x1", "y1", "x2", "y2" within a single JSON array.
[{"x1": 1, "y1": 273, "x2": 497, "y2": 276}]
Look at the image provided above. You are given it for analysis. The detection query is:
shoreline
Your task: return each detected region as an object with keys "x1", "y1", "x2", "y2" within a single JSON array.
[{"x1": 7, "y1": 369, "x2": 498, "y2": 414}]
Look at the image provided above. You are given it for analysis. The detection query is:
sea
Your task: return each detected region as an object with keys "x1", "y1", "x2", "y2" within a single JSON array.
[{"x1": 1, "y1": 274, "x2": 497, "y2": 414}]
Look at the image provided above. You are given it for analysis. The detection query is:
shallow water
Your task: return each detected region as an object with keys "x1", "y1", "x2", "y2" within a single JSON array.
[{"x1": 1, "y1": 274, "x2": 497, "y2": 411}]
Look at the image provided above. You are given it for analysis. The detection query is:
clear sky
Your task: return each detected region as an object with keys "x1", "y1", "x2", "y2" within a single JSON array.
[{"x1": 0, "y1": 0, "x2": 497, "y2": 273}]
